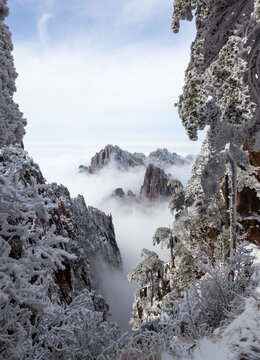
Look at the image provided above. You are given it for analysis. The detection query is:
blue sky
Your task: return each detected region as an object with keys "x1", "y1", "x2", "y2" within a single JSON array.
[{"x1": 6, "y1": 0, "x2": 203, "y2": 161}]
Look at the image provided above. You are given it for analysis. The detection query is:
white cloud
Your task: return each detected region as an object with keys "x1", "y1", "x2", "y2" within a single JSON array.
[
  {"x1": 9, "y1": 0, "x2": 198, "y2": 149},
  {"x1": 13, "y1": 41, "x2": 191, "y2": 146},
  {"x1": 122, "y1": 0, "x2": 172, "y2": 21},
  {"x1": 60, "y1": 0, "x2": 172, "y2": 29},
  {"x1": 37, "y1": 13, "x2": 52, "y2": 45}
]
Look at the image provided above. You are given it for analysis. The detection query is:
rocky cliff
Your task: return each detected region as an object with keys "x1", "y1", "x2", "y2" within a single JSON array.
[
  {"x1": 79, "y1": 144, "x2": 194, "y2": 173},
  {"x1": 140, "y1": 164, "x2": 173, "y2": 200},
  {"x1": 148, "y1": 148, "x2": 193, "y2": 168},
  {"x1": 81, "y1": 145, "x2": 193, "y2": 202},
  {"x1": 48, "y1": 186, "x2": 122, "y2": 304},
  {"x1": 237, "y1": 141, "x2": 260, "y2": 245},
  {"x1": 111, "y1": 165, "x2": 177, "y2": 201},
  {"x1": 0, "y1": 146, "x2": 122, "y2": 305},
  {"x1": 0, "y1": 144, "x2": 124, "y2": 359},
  {"x1": 79, "y1": 144, "x2": 145, "y2": 173}
]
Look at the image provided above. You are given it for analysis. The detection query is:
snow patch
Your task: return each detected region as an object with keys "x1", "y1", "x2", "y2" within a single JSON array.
[{"x1": 193, "y1": 338, "x2": 229, "y2": 360}]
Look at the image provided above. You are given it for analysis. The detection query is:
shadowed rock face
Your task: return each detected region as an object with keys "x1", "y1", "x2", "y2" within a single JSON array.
[
  {"x1": 48, "y1": 186, "x2": 122, "y2": 303},
  {"x1": 112, "y1": 188, "x2": 125, "y2": 198},
  {"x1": 237, "y1": 141, "x2": 260, "y2": 245},
  {"x1": 140, "y1": 164, "x2": 173, "y2": 200},
  {"x1": 112, "y1": 188, "x2": 137, "y2": 201},
  {"x1": 111, "y1": 164, "x2": 177, "y2": 201},
  {"x1": 81, "y1": 146, "x2": 195, "y2": 202}
]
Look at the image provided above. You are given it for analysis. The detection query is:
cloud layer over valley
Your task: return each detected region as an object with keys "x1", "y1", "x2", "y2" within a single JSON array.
[{"x1": 28, "y1": 146, "x2": 193, "y2": 330}]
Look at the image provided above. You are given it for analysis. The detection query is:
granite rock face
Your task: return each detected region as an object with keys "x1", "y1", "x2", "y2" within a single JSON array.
[
  {"x1": 237, "y1": 141, "x2": 260, "y2": 245},
  {"x1": 80, "y1": 144, "x2": 145, "y2": 173},
  {"x1": 80, "y1": 145, "x2": 195, "y2": 202},
  {"x1": 48, "y1": 186, "x2": 122, "y2": 303},
  {"x1": 79, "y1": 144, "x2": 194, "y2": 174},
  {"x1": 140, "y1": 164, "x2": 173, "y2": 200},
  {"x1": 111, "y1": 165, "x2": 175, "y2": 202}
]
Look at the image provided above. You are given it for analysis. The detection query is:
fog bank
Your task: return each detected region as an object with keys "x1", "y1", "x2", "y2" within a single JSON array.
[{"x1": 27, "y1": 145, "x2": 193, "y2": 330}]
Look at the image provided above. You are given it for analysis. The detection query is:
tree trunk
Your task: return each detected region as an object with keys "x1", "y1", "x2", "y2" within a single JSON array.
[
  {"x1": 150, "y1": 269, "x2": 154, "y2": 306},
  {"x1": 223, "y1": 174, "x2": 230, "y2": 263},
  {"x1": 224, "y1": 174, "x2": 230, "y2": 229},
  {"x1": 226, "y1": 149, "x2": 237, "y2": 260},
  {"x1": 170, "y1": 235, "x2": 175, "y2": 268}
]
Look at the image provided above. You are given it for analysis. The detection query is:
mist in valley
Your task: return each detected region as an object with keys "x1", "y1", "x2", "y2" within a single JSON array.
[{"x1": 29, "y1": 145, "x2": 193, "y2": 330}]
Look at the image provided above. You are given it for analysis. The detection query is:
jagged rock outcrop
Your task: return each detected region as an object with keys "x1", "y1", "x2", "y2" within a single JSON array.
[
  {"x1": 80, "y1": 144, "x2": 145, "y2": 173},
  {"x1": 79, "y1": 144, "x2": 194, "y2": 174},
  {"x1": 148, "y1": 148, "x2": 194, "y2": 168},
  {"x1": 48, "y1": 184, "x2": 122, "y2": 303},
  {"x1": 112, "y1": 187, "x2": 137, "y2": 201},
  {"x1": 82, "y1": 145, "x2": 194, "y2": 202},
  {"x1": 112, "y1": 188, "x2": 125, "y2": 198},
  {"x1": 140, "y1": 164, "x2": 173, "y2": 200},
  {"x1": 127, "y1": 189, "x2": 136, "y2": 198},
  {"x1": 111, "y1": 165, "x2": 177, "y2": 201},
  {"x1": 0, "y1": 145, "x2": 124, "y2": 358}
]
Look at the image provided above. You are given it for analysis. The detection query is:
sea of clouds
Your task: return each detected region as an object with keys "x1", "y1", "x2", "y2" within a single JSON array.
[{"x1": 27, "y1": 144, "x2": 193, "y2": 330}]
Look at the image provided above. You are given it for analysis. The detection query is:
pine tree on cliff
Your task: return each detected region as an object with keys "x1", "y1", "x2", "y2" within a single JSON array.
[
  {"x1": 153, "y1": 227, "x2": 177, "y2": 267},
  {"x1": 173, "y1": 0, "x2": 260, "y2": 256},
  {"x1": 128, "y1": 249, "x2": 163, "y2": 306}
]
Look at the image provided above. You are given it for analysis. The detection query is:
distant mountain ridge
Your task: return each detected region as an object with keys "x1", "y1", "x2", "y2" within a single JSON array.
[
  {"x1": 79, "y1": 145, "x2": 195, "y2": 201},
  {"x1": 79, "y1": 144, "x2": 194, "y2": 174}
]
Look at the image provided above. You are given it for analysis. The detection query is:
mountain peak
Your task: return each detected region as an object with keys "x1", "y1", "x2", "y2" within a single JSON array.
[{"x1": 80, "y1": 145, "x2": 194, "y2": 174}]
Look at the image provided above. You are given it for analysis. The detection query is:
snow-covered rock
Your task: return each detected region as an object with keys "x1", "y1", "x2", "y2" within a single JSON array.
[
  {"x1": 148, "y1": 148, "x2": 194, "y2": 168},
  {"x1": 79, "y1": 144, "x2": 194, "y2": 173},
  {"x1": 79, "y1": 144, "x2": 146, "y2": 173},
  {"x1": 0, "y1": 145, "x2": 122, "y2": 304}
]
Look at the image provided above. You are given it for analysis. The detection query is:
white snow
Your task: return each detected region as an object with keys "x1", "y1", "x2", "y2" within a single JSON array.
[
  {"x1": 193, "y1": 339, "x2": 230, "y2": 360},
  {"x1": 194, "y1": 244, "x2": 260, "y2": 360},
  {"x1": 162, "y1": 244, "x2": 260, "y2": 360}
]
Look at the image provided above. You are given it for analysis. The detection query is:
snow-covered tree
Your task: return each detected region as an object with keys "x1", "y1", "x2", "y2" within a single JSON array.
[
  {"x1": 167, "y1": 179, "x2": 185, "y2": 216},
  {"x1": 31, "y1": 290, "x2": 121, "y2": 360},
  {"x1": 129, "y1": 249, "x2": 164, "y2": 306},
  {"x1": 0, "y1": 0, "x2": 26, "y2": 147},
  {"x1": 172, "y1": 0, "x2": 260, "y2": 255},
  {"x1": 0, "y1": 146, "x2": 76, "y2": 359},
  {"x1": 163, "y1": 244, "x2": 253, "y2": 340},
  {"x1": 172, "y1": 0, "x2": 258, "y2": 147},
  {"x1": 153, "y1": 227, "x2": 177, "y2": 267},
  {"x1": 128, "y1": 249, "x2": 164, "y2": 330}
]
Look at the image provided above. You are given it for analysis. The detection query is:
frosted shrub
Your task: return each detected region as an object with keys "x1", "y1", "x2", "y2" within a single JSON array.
[
  {"x1": 0, "y1": 147, "x2": 74, "y2": 359},
  {"x1": 99, "y1": 328, "x2": 163, "y2": 360},
  {"x1": 32, "y1": 290, "x2": 121, "y2": 360},
  {"x1": 163, "y1": 244, "x2": 253, "y2": 342}
]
